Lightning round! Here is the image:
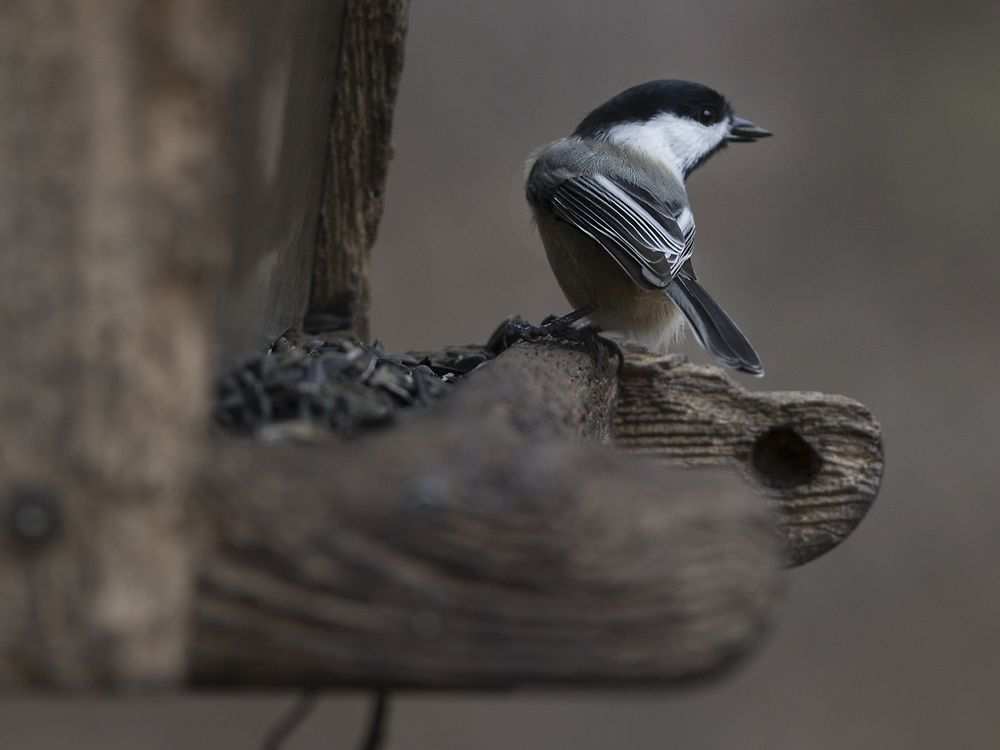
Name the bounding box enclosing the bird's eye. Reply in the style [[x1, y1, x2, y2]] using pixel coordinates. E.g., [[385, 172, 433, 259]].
[[699, 107, 716, 124]]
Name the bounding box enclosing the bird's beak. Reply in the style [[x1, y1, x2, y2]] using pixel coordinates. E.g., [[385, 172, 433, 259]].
[[726, 115, 772, 143]]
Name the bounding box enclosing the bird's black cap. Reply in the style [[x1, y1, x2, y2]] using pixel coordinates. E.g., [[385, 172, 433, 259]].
[[573, 80, 733, 138]]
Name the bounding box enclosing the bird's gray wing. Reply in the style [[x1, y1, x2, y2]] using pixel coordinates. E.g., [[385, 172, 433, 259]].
[[549, 173, 695, 289]]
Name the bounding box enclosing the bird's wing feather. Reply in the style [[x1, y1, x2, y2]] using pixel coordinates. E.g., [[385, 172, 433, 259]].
[[666, 260, 763, 375], [549, 173, 695, 289]]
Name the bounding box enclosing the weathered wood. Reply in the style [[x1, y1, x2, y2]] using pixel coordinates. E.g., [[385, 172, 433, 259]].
[[402, 335, 882, 566], [214, 0, 348, 364], [0, 0, 246, 687], [308, 0, 410, 340], [615, 349, 883, 566], [191, 342, 782, 688]]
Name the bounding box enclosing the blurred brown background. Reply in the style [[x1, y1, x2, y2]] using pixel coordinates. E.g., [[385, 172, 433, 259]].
[[4, 0, 1000, 747]]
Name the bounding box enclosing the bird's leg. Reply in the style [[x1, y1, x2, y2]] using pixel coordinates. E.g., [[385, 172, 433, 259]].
[[539, 305, 595, 330]]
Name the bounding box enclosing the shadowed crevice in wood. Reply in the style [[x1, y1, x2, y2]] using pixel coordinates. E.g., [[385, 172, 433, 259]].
[[751, 426, 823, 489]]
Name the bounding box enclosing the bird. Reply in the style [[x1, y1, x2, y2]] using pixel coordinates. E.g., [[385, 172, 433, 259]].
[[525, 79, 771, 375]]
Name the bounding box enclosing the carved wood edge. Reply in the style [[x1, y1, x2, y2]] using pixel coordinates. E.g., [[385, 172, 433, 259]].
[[400, 335, 883, 566], [614, 349, 883, 566]]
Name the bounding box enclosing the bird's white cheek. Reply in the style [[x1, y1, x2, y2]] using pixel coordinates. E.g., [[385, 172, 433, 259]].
[[605, 120, 685, 181], [605, 114, 728, 178], [661, 117, 728, 170]]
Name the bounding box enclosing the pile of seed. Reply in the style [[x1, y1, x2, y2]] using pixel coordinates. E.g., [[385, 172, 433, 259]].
[[214, 333, 494, 439]]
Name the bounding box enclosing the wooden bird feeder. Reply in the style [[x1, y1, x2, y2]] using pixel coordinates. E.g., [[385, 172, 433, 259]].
[[0, 0, 881, 693]]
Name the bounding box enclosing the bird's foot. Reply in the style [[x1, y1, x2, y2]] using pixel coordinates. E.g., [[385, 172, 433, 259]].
[[485, 307, 622, 370]]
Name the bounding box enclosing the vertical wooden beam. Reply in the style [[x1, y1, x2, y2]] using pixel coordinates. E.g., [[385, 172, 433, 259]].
[[214, 1, 347, 363], [308, 0, 410, 340], [0, 0, 410, 686], [0, 0, 246, 687]]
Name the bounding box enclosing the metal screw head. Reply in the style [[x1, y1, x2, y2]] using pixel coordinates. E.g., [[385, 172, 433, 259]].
[[6, 484, 63, 550], [401, 474, 451, 512]]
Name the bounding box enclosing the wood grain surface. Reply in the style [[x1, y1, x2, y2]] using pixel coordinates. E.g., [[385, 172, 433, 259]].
[[192, 343, 782, 688], [615, 350, 883, 566]]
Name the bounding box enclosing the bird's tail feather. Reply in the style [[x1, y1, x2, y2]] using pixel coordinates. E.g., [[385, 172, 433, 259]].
[[666, 274, 764, 376]]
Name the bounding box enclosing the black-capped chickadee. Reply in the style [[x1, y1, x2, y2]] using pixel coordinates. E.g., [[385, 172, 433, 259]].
[[526, 80, 771, 375]]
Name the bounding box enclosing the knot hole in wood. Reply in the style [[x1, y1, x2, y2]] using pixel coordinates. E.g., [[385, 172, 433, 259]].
[[751, 426, 822, 489]]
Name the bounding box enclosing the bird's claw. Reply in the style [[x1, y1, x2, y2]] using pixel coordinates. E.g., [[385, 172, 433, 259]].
[[485, 309, 622, 372]]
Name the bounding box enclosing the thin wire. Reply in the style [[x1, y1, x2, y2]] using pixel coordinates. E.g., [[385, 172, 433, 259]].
[[260, 690, 318, 750], [359, 690, 392, 750], [258, 688, 391, 750]]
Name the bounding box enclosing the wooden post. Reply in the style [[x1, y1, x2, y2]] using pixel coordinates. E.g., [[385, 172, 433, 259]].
[[307, 0, 410, 340], [213, 0, 348, 362], [213, 0, 409, 357], [0, 0, 416, 690], [0, 0, 247, 687]]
